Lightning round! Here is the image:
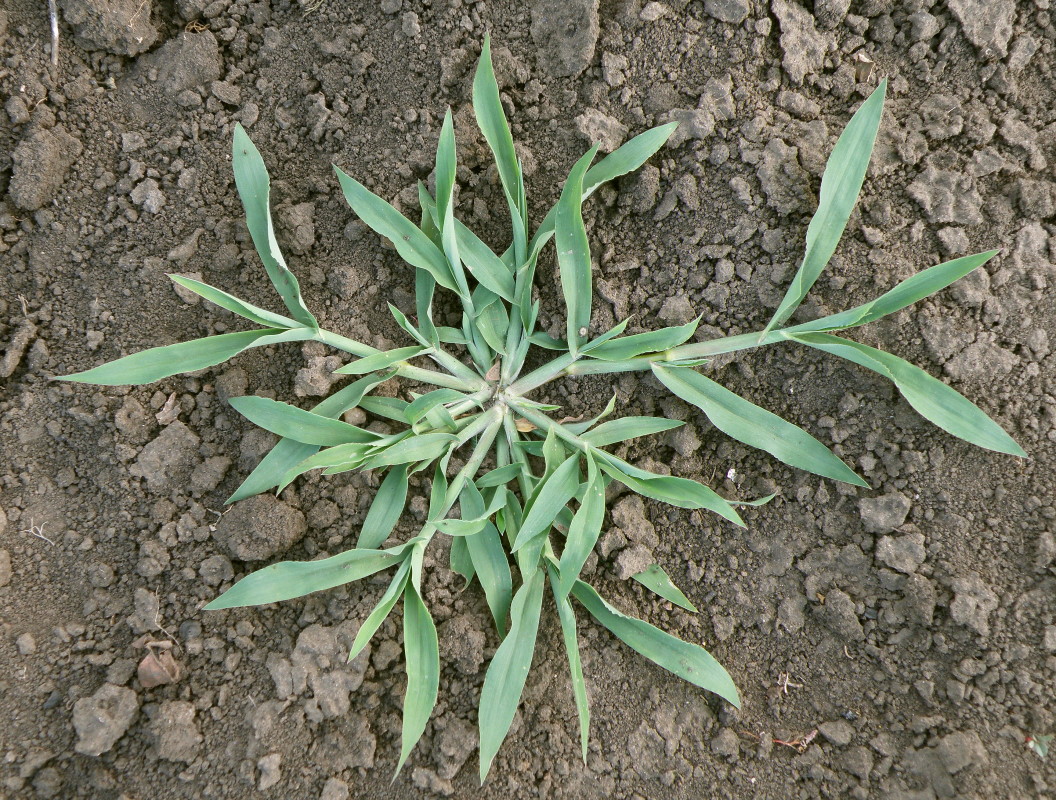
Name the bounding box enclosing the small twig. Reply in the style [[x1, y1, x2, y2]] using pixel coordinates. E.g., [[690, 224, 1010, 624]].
[[152, 592, 184, 652], [47, 0, 59, 69], [777, 671, 803, 696], [19, 519, 54, 545]]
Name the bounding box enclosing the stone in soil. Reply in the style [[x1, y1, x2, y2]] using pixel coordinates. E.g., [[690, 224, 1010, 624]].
[[9, 127, 83, 211], [858, 492, 911, 534], [574, 108, 627, 153], [150, 700, 202, 762], [771, 0, 831, 85], [947, 0, 1015, 57], [72, 684, 140, 756], [876, 531, 927, 574], [212, 494, 307, 562], [129, 421, 200, 494], [529, 0, 599, 78], [144, 31, 222, 95], [59, 0, 158, 56], [948, 574, 998, 636], [704, 0, 750, 24]]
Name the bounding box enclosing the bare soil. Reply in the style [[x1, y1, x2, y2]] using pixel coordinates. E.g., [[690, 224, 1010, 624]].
[[2, 1, 1055, 798]]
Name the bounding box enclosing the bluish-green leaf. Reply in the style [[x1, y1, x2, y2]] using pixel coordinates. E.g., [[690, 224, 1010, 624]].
[[397, 585, 440, 774], [457, 220, 515, 300], [364, 433, 457, 468], [334, 166, 458, 292], [581, 416, 684, 447], [347, 560, 411, 661], [58, 328, 315, 386], [789, 332, 1026, 456], [334, 345, 429, 375], [168, 275, 296, 330], [595, 451, 744, 526], [632, 564, 697, 612], [763, 82, 887, 333], [204, 545, 407, 609], [228, 395, 379, 447], [528, 122, 679, 257], [466, 522, 513, 636], [405, 389, 466, 425], [357, 464, 409, 549], [476, 463, 526, 489], [478, 569, 545, 782], [785, 250, 1000, 334], [556, 145, 599, 353], [586, 318, 699, 361], [232, 124, 318, 329], [228, 371, 394, 502], [547, 565, 590, 762], [557, 459, 606, 599], [473, 36, 526, 263], [512, 454, 582, 551], [358, 395, 410, 421], [653, 364, 867, 486], [571, 580, 739, 707]]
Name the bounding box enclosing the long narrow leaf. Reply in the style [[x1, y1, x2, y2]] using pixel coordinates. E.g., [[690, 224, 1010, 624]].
[[512, 453, 582, 551], [334, 345, 429, 375], [364, 433, 457, 468], [228, 371, 394, 502], [232, 125, 318, 328], [586, 318, 699, 361], [785, 250, 999, 334], [357, 464, 410, 549], [478, 569, 545, 782], [594, 451, 744, 526], [632, 564, 697, 612], [528, 122, 679, 256], [581, 416, 684, 447], [334, 166, 458, 292], [466, 522, 514, 636], [204, 545, 407, 608], [457, 221, 515, 300], [348, 560, 411, 661], [789, 332, 1026, 456], [555, 145, 599, 354], [168, 275, 297, 329], [473, 36, 526, 262], [557, 460, 606, 599], [547, 565, 590, 761], [653, 364, 867, 486], [397, 585, 440, 774], [228, 395, 379, 447], [571, 580, 739, 707], [58, 328, 315, 386], [763, 82, 887, 333]]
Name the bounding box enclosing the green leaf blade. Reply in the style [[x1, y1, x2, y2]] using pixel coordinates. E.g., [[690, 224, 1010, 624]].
[[478, 569, 545, 782], [789, 332, 1026, 457], [632, 564, 697, 612], [764, 82, 887, 333], [204, 547, 406, 609], [581, 416, 684, 447], [334, 166, 458, 292], [357, 465, 410, 549], [397, 585, 440, 774], [58, 328, 314, 386], [571, 580, 739, 707], [586, 318, 699, 361], [547, 566, 590, 762], [228, 395, 378, 447], [555, 145, 599, 353], [653, 364, 867, 487], [168, 275, 296, 329], [512, 453, 582, 551], [786, 250, 1000, 334], [232, 125, 318, 329]]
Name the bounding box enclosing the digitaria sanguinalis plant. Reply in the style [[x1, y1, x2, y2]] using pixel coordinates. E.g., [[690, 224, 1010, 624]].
[[60, 38, 1024, 780]]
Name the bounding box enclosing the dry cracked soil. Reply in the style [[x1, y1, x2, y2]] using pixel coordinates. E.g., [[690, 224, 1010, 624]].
[[2, 0, 1056, 798]]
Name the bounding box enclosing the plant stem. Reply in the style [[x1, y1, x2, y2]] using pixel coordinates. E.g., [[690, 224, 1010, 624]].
[[315, 327, 486, 391]]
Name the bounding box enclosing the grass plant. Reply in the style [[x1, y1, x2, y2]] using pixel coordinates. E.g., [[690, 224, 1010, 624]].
[[60, 37, 1024, 780]]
